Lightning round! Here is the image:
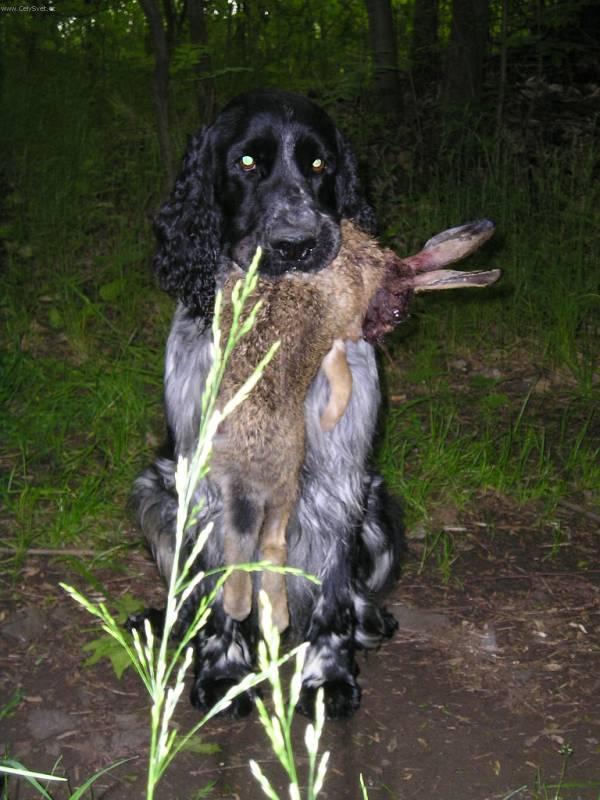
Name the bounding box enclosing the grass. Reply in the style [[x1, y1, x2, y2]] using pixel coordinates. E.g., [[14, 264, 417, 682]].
[[0, 61, 172, 561], [377, 344, 599, 534], [0, 757, 133, 800], [373, 134, 600, 383], [57, 260, 328, 800], [1, 340, 164, 551], [0, 38, 598, 800], [1, 59, 598, 566], [503, 744, 600, 800], [0, 77, 598, 800], [2, 252, 333, 800], [418, 528, 457, 583]]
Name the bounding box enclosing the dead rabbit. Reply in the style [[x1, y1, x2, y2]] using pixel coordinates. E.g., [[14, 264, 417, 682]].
[[212, 219, 500, 632]]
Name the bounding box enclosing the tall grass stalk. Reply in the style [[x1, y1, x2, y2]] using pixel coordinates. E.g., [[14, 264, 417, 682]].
[[359, 773, 370, 799], [60, 251, 311, 800], [249, 594, 329, 800]]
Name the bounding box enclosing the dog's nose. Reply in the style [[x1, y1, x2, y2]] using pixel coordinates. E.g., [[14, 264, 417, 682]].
[[271, 231, 317, 261], [269, 207, 319, 262]]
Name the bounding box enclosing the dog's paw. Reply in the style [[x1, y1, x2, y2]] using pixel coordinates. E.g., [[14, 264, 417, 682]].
[[297, 679, 361, 720], [380, 607, 399, 639], [191, 677, 256, 719], [124, 607, 166, 638]]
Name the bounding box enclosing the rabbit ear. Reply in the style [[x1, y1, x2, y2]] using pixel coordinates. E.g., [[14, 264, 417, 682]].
[[153, 126, 223, 321], [414, 268, 501, 292], [404, 219, 496, 273], [335, 130, 377, 235]]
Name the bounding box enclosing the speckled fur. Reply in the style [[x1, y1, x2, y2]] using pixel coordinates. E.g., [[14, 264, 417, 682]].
[[132, 91, 404, 721]]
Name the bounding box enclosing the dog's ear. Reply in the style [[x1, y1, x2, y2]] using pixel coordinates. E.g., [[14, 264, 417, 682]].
[[335, 131, 377, 236], [153, 127, 222, 321]]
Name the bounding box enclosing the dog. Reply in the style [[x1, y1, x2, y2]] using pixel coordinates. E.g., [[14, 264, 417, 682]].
[[133, 89, 405, 719]]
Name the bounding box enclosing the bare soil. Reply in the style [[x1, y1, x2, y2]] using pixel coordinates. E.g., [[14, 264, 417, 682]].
[[1, 491, 599, 800]]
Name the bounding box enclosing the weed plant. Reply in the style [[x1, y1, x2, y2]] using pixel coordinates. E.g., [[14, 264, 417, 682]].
[[502, 742, 600, 800], [1, 260, 331, 799], [0, 757, 131, 800]]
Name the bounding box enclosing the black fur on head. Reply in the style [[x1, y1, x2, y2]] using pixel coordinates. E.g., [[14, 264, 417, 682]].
[[152, 89, 376, 322], [153, 127, 222, 322]]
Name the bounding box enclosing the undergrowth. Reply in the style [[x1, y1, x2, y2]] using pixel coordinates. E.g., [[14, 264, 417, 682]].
[[378, 367, 599, 530], [1, 63, 598, 561]]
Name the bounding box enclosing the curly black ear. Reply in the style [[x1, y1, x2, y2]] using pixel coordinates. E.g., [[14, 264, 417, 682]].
[[335, 131, 377, 235], [153, 127, 222, 321]]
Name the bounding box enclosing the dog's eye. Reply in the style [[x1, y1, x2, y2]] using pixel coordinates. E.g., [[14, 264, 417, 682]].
[[240, 155, 256, 172], [311, 158, 326, 174]]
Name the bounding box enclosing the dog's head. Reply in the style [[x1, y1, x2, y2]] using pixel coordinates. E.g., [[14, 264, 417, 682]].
[[153, 89, 376, 320]]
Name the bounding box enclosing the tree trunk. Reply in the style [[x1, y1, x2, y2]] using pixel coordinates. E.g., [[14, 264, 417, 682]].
[[411, 0, 439, 92], [188, 0, 215, 123], [365, 0, 402, 113], [139, 0, 174, 187], [162, 0, 176, 54], [495, 0, 508, 134], [443, 0, 490, 112]]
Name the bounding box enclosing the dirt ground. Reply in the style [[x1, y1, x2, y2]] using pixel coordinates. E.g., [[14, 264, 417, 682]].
[[1, 493, 599, 800]]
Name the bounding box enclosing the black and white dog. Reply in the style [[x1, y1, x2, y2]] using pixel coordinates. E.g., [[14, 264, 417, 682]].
[[133, 89, 403, 719]]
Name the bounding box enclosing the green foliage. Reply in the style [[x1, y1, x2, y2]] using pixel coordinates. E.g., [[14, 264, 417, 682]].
[[1, 342, 164, 551], [0, 691, 23, 721], [59, 263, 329, 799], [503, 743, 600, 800], [80, 592, 144, 678], [370, 134, 600, 376], [178, 737, 220, 756], [82, 632, 136, 679], [419, 529, 457, 584], [0, 757, 132, 800], [360, 773, 370, 799], [1, 0, 597, 559], [378, 359, 599, 530], [0, 759, 66, 800], [249, 599, 329, 800]]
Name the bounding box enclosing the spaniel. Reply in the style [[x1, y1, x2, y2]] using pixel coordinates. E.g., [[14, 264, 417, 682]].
[[133, 89, 403, 719]]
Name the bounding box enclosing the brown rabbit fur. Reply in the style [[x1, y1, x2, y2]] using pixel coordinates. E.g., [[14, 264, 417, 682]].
[[213, 216, 500, 632], [211, 220, 413, 633]]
